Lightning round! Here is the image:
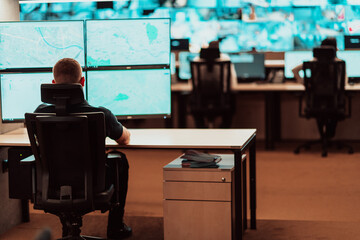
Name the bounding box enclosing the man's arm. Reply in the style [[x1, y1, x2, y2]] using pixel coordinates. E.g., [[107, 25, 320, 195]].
[[292, 63, 303, 84], [116, 126, 131, 145]]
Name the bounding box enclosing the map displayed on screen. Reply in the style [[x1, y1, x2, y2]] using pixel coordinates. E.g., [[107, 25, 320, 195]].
[[86, 19, 170, 67], [1, 72, 53, 121], [1, 72, 87, 121], [0, 21, 85, 69], [87, 69, 171, 117]]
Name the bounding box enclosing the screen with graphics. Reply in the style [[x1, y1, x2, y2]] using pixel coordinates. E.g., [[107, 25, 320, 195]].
[[87, 69, 171, 118], [0, 21, 85, 70], [86, 19, 170, 67], [284, 51, 313, 79], [0, 72, 87, 122]]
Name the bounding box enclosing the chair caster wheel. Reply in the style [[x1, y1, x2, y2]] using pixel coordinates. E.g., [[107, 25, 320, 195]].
[[321, 152, 327, 157], [349, 149, 354, 154], [294, 149, 300, 154]]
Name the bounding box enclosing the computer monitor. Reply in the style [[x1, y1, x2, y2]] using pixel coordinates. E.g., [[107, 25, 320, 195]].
[[344, 35, 360, 49], [337, 50, 360, 79], [86, 69, 171, 119], [230, 53, 266, 82], [86, 18, 170, 68], [0, 20, 85, 71], [284, 51, 313, 79], [178, 52, 199, 80], [171, 38, 189, 51], [1, 72, 88, 122]]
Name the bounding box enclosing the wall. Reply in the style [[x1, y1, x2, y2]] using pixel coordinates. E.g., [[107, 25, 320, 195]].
[[0, 0, 23, 236]]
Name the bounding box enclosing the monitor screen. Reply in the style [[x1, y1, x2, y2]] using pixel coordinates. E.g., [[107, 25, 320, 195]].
[[0, 21, 85, 70], [344, 35, 360, 49], [86, 69, 171, 119], [230, 53, 265, 81], [284, 51, 312, 79], [178, 52, 199, 80], [338, 50, 360, 78], [86, 19, 171, 68], [0, 72, 88, 122]]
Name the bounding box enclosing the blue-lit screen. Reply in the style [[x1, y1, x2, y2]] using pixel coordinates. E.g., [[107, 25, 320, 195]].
[[87, 69, 171, 118], [0, 21, 85, 70], [178, 52, 199, 80], [0, 72, 87, 122], [284, 51, 313, 78], [337, 50, 360, 78], [284, 50, 360, 79], [86, 19, 170, 67]]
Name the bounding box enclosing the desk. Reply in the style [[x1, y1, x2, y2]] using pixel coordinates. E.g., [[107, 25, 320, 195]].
[[1, 128, 256, 240], [171, 81, 360, 149]]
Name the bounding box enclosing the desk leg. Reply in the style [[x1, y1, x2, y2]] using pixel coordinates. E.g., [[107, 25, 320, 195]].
[[265, 92, 281, 150], [21, 199, 30, 222], [249, 138, 257, 229], [234, 150, 243, 240], [243, 155, 247, 230]]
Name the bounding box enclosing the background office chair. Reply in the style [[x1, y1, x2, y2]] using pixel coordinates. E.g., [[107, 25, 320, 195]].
[[25, 84, 115, 239], [294, 46, 353, 157], [189, 59, 234, 128]]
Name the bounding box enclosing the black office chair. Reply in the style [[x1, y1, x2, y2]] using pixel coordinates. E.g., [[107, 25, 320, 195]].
[[25, 84, 115, 239], [294, 46, 353, 157], [189, 59, 234, 128]]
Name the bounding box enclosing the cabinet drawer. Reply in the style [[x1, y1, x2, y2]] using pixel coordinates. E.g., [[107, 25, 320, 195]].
[[164, 200, 232, 240], [164, 170, 232, 182], [164, 181, 231, 201]]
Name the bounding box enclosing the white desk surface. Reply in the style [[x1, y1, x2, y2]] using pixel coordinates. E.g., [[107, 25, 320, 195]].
[[171, 81, 360, 92], [0, 128, 256, 150]]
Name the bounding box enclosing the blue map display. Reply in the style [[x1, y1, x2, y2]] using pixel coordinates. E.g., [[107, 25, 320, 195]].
[[1, 72, 53, 121], [0, 21, 85, 69], [0, 72, 87, 121], [86, 69, 171, 117], [86, 19, 170, 67]]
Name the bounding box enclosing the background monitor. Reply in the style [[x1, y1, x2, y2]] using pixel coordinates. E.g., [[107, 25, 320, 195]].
[[86, 19, 170, 68], [344, 35, 360, 49], [171, 38, 189, 51], [230, 53, 266, 82], [284, 51, 313, 79], [0, 21, 85, 70], [337, 50, 360, 79], [86, 69, 171, 119], [178, 52, 199, 80]]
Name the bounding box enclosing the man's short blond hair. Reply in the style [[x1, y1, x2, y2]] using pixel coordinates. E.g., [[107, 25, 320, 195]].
[[53, 58, 82, 84]]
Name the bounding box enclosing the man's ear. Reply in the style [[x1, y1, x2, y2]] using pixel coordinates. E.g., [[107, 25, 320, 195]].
[[52, 79, 55, 84], [80, 76, 85, 87]]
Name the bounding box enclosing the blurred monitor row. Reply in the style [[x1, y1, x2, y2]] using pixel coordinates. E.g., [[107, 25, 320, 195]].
[[20, 3, 360, 51]]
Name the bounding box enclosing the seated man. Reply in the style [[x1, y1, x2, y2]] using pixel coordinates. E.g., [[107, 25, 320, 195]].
[[35, 58, 132, 239]]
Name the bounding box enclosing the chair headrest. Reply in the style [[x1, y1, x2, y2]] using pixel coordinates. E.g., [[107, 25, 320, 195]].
[[313, 46, 336, 61], [200, 48, 220, 60], [41, 83, 85, 105]]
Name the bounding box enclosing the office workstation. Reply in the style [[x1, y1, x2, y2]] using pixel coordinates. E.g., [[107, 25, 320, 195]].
[[1, 1, 360, 240]]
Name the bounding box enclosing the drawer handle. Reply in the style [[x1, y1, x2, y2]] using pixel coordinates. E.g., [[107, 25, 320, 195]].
[[221, 177, 226, 182]]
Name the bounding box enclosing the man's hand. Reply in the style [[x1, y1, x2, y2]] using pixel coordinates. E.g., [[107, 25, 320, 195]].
[[116, 126, 131, 145]]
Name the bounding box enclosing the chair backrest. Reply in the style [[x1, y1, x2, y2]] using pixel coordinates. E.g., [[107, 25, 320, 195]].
[[190, 59, 232, 108], [303, 51, 346, 116], [25, 84, 106, 213]]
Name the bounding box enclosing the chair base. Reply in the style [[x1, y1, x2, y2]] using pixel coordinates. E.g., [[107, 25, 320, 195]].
[[294, 139, 354, 157]]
